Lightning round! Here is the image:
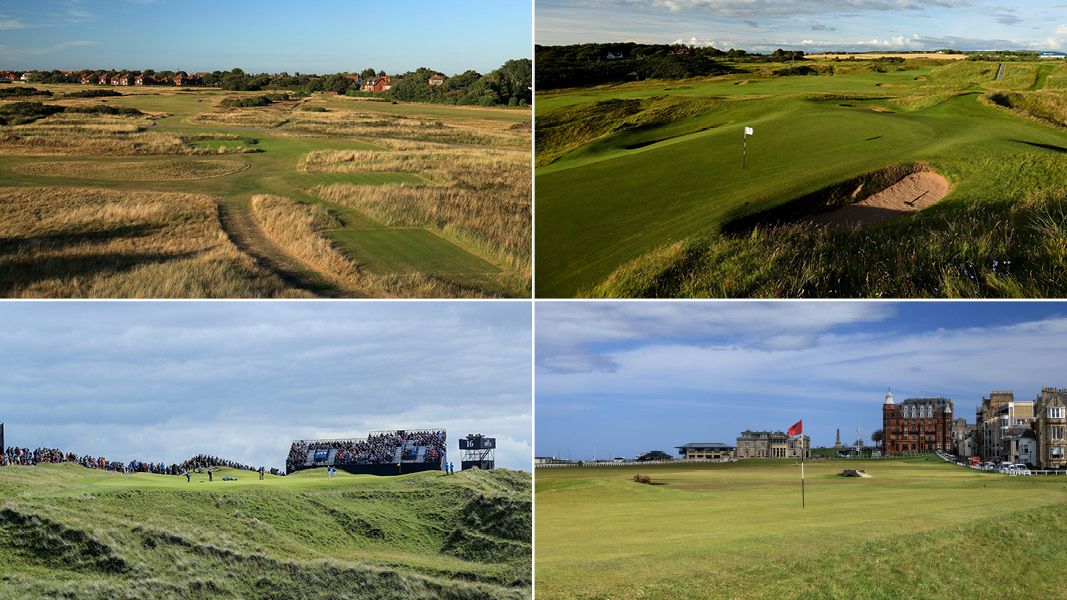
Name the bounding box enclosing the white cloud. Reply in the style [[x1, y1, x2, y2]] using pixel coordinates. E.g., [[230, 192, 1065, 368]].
[[0, 17, 26, 30], [0, 303, 532, 471]]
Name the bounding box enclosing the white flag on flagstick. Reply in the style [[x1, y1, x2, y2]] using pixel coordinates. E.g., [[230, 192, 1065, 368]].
[[744, 126, 754, 136]]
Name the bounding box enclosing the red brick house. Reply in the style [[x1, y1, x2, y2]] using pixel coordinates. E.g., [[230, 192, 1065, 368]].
[[79, 72, 94, 85], [134, 74, 153, 86], [362, 75, 391, 93], [98, 73, 110, 85], [428, 74, 445, 86]]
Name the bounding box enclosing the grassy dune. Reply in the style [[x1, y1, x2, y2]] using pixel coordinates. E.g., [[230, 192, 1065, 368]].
[[0, 187, 298, 298], [535, 59, 1067, 297], [0, 463, 531, 599], [0, 85, 531, 297], [535, 458, 1067, 599]]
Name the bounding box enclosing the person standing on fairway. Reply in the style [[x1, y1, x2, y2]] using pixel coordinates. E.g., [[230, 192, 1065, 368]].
[[185, 470, 190, 483], [208, 468, 213, 482]]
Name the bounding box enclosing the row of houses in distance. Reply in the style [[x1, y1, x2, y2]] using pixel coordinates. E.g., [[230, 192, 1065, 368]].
[[76, 71, 209, 86]]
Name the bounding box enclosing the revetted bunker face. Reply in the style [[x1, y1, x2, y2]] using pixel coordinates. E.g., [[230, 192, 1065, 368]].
[[721, 163, 950, 234]]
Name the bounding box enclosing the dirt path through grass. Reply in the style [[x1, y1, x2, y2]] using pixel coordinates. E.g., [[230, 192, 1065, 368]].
[[216, 197, 358, 297]]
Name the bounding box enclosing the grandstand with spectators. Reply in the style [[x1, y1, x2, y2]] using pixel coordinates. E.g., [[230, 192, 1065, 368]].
[[286, 428, 446, 475]]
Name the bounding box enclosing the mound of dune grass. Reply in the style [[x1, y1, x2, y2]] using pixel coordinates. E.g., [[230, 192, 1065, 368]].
[[588, 186, 1067, 298], [0, 463, 530, 599], [536, 95, 723, 166]]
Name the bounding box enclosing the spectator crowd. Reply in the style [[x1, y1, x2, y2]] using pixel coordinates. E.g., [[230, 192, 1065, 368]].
[[286, 429, 446, 472], [2, 446, 263, 476]]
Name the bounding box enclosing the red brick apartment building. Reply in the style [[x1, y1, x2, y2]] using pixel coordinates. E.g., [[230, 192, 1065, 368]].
[[882, 390, 954, 454]]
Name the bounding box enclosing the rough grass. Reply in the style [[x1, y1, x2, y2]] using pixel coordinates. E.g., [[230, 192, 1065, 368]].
[[305, 148, 531, 273], [536, 458, 1067, 599], [589, 185, 1067, 298], [250, 194, 511, 298], [985, 89, 1067, 128], [287, 109, 527, 149], [0, 187, 300, 298], [536, 95, 723, 166], [0, 464, 531, 599], [13, 158, 250, 180], [0, 112, 258, 156], [249, 193, 369, 293]]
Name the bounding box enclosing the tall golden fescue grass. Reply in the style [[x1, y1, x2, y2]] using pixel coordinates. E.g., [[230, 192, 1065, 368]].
[[13, 158, 249, 180], [305, 148, 531, 273], [249, 194, 497, 298], [0, 113, 257, 156], [286, 109, 528, 148], [0, 187, 303, 298], [191, 108, 289, 128], [249, 194, 367, 293]]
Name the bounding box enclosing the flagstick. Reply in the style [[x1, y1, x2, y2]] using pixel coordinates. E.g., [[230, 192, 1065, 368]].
[[742, 134, 747, 169], [801, 437, 806, 509]]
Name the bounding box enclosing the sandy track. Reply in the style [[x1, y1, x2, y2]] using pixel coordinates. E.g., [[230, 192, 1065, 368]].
[[812, 171, 950, 227]]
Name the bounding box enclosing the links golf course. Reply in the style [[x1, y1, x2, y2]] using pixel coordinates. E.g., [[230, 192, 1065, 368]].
[[535, 457, 1067, 599], [535, 59, 1067, 298]]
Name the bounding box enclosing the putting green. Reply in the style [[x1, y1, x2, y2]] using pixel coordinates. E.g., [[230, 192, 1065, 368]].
[[534, 61, 1067, 297]]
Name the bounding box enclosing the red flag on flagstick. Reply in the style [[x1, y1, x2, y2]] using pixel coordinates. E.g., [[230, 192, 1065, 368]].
[[787, 420, 803, 437]]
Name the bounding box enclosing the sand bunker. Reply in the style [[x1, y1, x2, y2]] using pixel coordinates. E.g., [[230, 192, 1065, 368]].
[[840, 469, 872, 478], [811, 171, 950, 227], [14, 158, 250, 181]]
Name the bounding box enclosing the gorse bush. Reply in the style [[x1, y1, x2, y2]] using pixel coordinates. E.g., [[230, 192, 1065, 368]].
[[64, 89, 122, 98], [0, 86, 52, 98]]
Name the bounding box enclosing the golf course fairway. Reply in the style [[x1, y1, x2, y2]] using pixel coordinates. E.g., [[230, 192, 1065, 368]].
[[535, 457, 1067, 599]]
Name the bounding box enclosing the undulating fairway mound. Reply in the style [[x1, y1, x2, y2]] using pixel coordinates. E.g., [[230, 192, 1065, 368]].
[[0, 463, 531, 600], [536, 59, 1067, 297], [12, 157, 250, 180], [0, 187, 300, 298], [536, 458, 1067, 599]]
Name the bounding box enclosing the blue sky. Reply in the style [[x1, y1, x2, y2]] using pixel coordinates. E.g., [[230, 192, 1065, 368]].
[[537, 0, 1067, 53], [0, 302, 532, 471], [0, 0, 531, 73], [536, 301, 1067, 460]]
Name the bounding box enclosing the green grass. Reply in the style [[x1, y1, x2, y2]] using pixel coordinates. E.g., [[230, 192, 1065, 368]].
[[329, 228, 500, 274], [0, 463, 531, 599], [534, 60, 1067, 297], [535, 458, 1067, 599], [0, 86, 528, 297]]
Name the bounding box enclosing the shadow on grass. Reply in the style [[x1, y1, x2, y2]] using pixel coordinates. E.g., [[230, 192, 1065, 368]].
[[0, 223, 163, 253], [1012, 139, 1067, 153]]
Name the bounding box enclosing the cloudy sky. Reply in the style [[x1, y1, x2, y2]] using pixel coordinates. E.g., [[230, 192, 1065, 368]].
[[536, 301, 1067, 460], [0, 302, 532, 471], [0, 0, 531, 73], [537, 0, 1067, 53]]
